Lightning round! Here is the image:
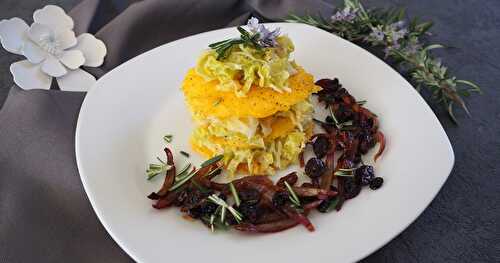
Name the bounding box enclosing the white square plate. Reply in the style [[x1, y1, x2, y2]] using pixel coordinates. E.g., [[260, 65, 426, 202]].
[[76, 23, 454, 263]]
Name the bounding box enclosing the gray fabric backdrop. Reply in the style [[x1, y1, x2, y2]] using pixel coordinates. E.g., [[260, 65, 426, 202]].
[[0, 0, 499, 262]]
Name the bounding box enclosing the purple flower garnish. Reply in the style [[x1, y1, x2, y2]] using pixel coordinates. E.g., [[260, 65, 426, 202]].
[[368, 27, 385, 41], [331, 7, 357, 22], [246, 17, 281, 47]]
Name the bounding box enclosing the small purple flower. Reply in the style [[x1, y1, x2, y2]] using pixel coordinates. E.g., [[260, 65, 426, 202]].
[[392, 29, 408, 43], [247, 17, 260, 33], [246, 17, 281, 47], [403, 42, 422, 55], [331, 7, 357, 22], [368, 27, 385, 41], [390, 21, 406, 30]]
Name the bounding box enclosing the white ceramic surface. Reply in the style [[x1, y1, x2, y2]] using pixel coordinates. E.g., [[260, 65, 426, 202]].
[[76, 23, 454, 263]]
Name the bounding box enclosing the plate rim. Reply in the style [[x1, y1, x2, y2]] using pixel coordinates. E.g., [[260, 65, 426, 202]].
[[75, 22, 455, 262]]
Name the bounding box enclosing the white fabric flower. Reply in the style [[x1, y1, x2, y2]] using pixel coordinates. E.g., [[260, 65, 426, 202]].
[[0, 5, 106, 91]]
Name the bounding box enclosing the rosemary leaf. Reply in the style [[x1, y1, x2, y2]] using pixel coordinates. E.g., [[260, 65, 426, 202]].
[[229, 182, 241, 207], [163, 134, 173, 143], [200, 154, 224, 168]]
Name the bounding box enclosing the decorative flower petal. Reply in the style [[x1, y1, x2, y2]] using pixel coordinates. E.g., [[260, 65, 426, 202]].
[[27, 23, 53, 44], [59, 50, 85, 69], [0, 17, 29, 55], [56, 29, 77, 50], [56, 68, 96, 92], [41, 55, 67, 77], [10, 60, 52, 90], [22, 40, 47, 64], [33, 5, 73, 33], [72, 33, 107, 67]]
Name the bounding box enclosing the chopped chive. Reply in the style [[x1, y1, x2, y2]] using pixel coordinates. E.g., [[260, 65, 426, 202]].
[[284, 181, 301, 207], [169, 169, 197, 191], [357, 100, 367, 105], [180, 151, 190, 158], [229, 182, 241, 207], [163, 134, 173, 143], [200, 154, 224, 168]]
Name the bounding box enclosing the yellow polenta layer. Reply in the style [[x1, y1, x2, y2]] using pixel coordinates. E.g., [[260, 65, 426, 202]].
[[189, 123, 314, 175], [182, 67, 321, 120]]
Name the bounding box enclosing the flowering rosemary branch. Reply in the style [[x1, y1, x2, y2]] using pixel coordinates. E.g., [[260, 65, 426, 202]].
[[209, 17, 281, 60], [286, 0, 481, 123]]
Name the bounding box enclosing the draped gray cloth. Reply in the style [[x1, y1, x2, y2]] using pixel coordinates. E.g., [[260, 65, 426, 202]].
[[1, 0, 499, 262]]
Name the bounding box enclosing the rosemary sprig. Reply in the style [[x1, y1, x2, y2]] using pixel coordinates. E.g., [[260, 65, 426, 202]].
[[163, 134, 173, 143], [200, 154, 224, 168], [209, 18, 281, 60], [169, 168, 197, 191], [329, 106, 355, 130], [174, 163, 192, 182], [284, 181, 301, 207], [286, 0, 481, 123], [146, 157, 172, 180], [208, 26, 262, 60], [208, 194, 243, 223]]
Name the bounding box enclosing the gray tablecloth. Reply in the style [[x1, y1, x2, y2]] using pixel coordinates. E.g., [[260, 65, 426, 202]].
[[0, 0, 498, 262]]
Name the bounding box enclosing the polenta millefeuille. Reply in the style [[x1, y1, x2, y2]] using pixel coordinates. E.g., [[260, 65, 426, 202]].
[[181, 21, 320, 175]]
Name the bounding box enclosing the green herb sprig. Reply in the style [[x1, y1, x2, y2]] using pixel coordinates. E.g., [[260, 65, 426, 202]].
[[286, 0, 481, 123], [329, 106, 354, 131], [207, 194, 243, 224], [163, 134, 173, 143], [209, 26, 262, 60], [146, 157, 172, 180]]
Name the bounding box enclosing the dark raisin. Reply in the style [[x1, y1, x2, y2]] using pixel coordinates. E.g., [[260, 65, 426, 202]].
[[353, 153, 362, 165], [199, 201, 218, 215], [356, 165, 375, 186], [313, 135, 331, 158], [335, 104, 354, 123], [369, 177, 384, 190], [358, 132, 376, 154], [239, 202, 258, 223], [183, 187, 204, 208], [218, 193, 227, 201], [317, 197, 338, 213], [226, 213, 238, 225], [317, 186, 340, 213], [238, 189, 260, 205], [325, 115, 335, 123], [272, 191, 289, 208], [305, 157, 327, 178], [343, 175, 361, 200], [188, 206, 202, 218]]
